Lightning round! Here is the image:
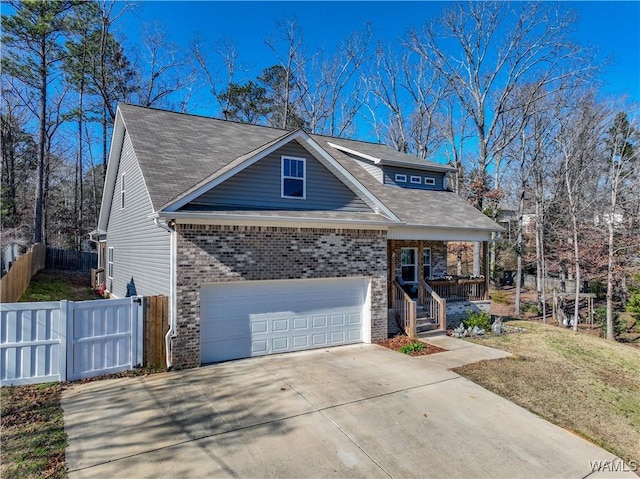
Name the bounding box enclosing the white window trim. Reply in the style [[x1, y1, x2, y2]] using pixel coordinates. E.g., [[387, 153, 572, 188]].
[[401, 247, 418, 284], [395, 174, 407, 183], [107, 247, 114, 291], [424, 176, 436, 186], [410, 175, 422, 184], [423, 247, 432, 280], [281, 156, 306, 199], [120, 173, 126, 209]]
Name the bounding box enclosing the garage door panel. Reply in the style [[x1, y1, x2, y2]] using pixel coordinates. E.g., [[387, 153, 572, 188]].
[[252, 340, 268, 355], [312, 316, 328, 328], [293, 317, 309, 330], [312, 333, 327, 346], [201, 278, 368, 364], [272, 319, 289, 332], [251, 321, 268, 334]]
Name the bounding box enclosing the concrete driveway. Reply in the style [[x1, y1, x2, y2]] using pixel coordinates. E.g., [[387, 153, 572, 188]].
[[63, 337, 635, 478]]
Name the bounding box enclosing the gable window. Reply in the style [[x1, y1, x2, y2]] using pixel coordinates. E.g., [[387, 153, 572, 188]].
[[282, 156, 306, 199], [107, 247, 114, 292], [395, 174, 407, 183], [120, 173, 126, 209], [423, 248, 432, 280], [401, 248, 417, 283], [424, 177, 436, 186], [410, 175, 422, 184]]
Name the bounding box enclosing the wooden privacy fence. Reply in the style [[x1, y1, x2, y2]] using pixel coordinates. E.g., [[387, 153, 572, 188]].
[[0, 243, 45, 303], [45, 246, 97, 272], [144, 295, 169, 368]]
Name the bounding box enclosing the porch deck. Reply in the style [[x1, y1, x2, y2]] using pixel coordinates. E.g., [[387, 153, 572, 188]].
[[390, 277, 488, 338]]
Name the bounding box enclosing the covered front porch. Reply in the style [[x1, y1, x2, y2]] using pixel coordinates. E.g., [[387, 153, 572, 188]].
[[387, 238, 490, 338]]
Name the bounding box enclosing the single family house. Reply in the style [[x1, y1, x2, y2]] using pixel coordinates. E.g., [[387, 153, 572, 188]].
[[94, 104, 502, 369]]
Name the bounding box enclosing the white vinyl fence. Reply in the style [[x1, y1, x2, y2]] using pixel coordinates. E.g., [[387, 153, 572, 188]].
[[1, 297, 143, 386]]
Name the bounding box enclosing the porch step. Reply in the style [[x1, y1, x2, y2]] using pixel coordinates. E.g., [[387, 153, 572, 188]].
[[416, 318, 439, 333], [417, 310, 432, 319]]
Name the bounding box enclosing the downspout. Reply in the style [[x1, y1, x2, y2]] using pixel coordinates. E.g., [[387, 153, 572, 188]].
[[154, 217, 176, 370]]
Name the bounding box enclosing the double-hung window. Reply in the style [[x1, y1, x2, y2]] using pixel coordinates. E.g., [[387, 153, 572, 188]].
[[423, 248, 432, 280], [401, 248, 417, 283], [282, 156, 306, 199]]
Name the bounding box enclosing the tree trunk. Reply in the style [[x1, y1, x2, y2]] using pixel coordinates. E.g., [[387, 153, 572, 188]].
[[76, 84, 84, 250], [102, 106, 108, 173], [606, 216, 615, 340], [515, 184, 526, 317], [572, 215, 580, 331], [34, 38, 47, 244]]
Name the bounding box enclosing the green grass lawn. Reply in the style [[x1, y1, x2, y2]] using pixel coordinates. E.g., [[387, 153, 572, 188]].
[[455, 320, 640, 466], [20, 271, 101, 302]]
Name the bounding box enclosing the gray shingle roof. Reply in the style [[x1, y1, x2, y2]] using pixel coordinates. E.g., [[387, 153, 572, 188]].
[[318, 135, 456, 172], [117, 104, 500, 232]]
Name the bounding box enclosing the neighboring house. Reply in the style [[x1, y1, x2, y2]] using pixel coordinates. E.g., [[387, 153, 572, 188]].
[[95, 104, 502, 369]]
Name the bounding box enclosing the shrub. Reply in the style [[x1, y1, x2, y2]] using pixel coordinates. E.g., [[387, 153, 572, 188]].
[[463, 310, 491, 331], [626, 291, 640, 321], [522, 302, 541, 315], [399, 342, 426, 354], [594, 306, 623, 337]]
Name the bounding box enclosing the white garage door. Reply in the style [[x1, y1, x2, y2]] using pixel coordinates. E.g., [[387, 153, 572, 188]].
[[200, 277, 370, 363]]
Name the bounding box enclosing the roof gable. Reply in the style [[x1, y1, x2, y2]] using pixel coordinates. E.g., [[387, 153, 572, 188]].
[[180, 138, 372, 213], [162, 128, 399, 221]]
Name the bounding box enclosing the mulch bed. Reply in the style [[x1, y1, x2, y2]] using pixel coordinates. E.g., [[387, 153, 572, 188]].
[[376, 335, 447, 356]]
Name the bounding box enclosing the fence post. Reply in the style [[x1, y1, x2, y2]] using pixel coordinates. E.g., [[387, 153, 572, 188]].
[[133, 297, 144, 367], [60, 300, 69, 382], [143, 296, 168, 369]]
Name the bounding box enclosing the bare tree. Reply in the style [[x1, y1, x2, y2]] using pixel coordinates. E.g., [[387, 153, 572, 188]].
[[408, 1, 594, 210], [366, 44, 447, 157], [603, 110, 639, 339], [135, 23, 196, 109], [556, 92, 603, 330], [265, 18, 313, 130], [191, 37, 243, 118], [296, 26, 370, 137]]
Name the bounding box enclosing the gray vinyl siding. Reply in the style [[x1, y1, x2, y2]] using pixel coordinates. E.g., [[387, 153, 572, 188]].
[[383, 166, 446, 191], [106, 131, 171, 298], [342, 152, 384, 183], [182, 141, 371, 212], [358, 161, 383, 183]]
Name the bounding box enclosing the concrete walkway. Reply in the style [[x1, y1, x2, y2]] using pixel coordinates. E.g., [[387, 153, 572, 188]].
[[63, 339, 637, 478]]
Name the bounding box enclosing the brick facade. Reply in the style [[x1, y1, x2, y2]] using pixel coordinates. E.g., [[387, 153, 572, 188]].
[[389, 240, 447, 281], [173, 224, 388, 369]]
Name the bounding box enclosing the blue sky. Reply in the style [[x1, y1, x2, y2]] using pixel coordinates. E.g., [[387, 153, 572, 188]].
[[119, 1, 640, 106]]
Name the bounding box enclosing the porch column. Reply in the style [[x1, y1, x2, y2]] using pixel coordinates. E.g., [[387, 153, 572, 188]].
[[417, 241, 424, 306], [482, 241, 490, 300]]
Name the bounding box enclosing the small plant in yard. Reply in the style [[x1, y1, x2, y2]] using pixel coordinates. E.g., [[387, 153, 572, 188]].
[[399, 341, 426, 355], [463, 310, 492, 331]]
